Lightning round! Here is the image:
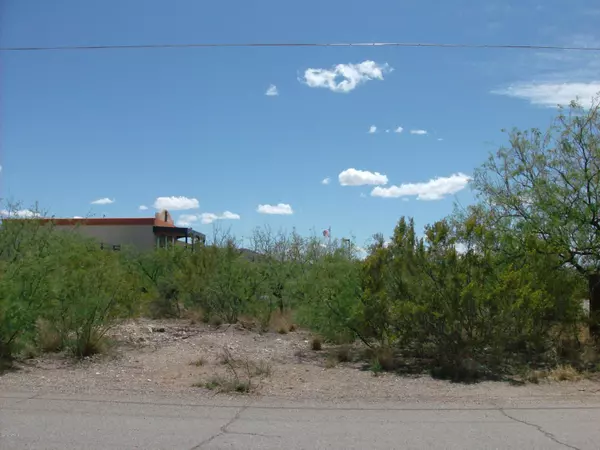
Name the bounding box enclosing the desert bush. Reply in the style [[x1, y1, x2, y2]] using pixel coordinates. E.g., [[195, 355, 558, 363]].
[[203, 244, 256, 323], [290, 249, 363, 343], [132, 247, 184, 318], [352, 212, 587, 380], [44, 232, 140, 357], [0, 209, 143, 360], [0, 212, 57, 359], [176, 242, 258, 324], [199, 347, 271, 393]]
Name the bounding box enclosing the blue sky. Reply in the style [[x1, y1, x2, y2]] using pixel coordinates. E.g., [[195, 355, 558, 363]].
[[2, 0, 600, 248]]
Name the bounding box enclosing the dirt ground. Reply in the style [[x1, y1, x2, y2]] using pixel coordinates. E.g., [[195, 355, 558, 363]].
[[2, 319, 600, 403]]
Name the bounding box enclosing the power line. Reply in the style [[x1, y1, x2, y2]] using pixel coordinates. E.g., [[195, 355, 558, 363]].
[[2, 41, 600, 52]]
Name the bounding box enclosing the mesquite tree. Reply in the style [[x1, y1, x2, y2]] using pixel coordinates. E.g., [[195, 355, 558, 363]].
[[473, 97, 600, 338]]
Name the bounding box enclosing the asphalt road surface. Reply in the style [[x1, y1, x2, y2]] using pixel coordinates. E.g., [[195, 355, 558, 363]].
[[2, 391, 600, 449]]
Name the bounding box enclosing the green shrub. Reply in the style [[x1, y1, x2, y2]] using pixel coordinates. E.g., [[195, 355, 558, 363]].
[[44, 233, 139, 358], [0, 215, 57, 359]]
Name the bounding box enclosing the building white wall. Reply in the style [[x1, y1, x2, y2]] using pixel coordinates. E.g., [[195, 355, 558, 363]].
[[56, 224, 156, 252]]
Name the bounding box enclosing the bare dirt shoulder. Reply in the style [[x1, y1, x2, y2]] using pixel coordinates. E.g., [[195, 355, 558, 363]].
[[2, 319, 599, 404]]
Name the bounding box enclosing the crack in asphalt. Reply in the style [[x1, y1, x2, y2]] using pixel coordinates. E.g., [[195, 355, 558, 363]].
[[499, 409, 580, 450], [14, 393, 40, 404], [189, 403, 280, 449]]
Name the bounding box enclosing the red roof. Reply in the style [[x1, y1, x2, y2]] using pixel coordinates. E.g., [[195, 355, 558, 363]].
[[12, 217, 175, 227]]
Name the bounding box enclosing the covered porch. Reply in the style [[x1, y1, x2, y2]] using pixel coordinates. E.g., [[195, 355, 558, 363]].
[[153, 226, 206, 250]]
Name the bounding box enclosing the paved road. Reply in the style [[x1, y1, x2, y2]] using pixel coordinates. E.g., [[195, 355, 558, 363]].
[[2, 391, 600, 449]]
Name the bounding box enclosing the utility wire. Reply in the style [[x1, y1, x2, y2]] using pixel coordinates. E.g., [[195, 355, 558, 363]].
[[2, 41, 600, 52]]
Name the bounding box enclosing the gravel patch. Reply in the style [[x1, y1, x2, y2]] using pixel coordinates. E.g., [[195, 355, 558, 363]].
[[2, 319, 599, 404]]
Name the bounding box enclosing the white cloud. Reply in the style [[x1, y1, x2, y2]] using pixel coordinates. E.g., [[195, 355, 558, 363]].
[[73, 216, 84, 219], [491, 35, 600, 108], [0, 165, 2, 173], [394, 127, 403, 133], [177, 211, 241, 226], [153, 196, 199, 211], [199, 213, 218, 225], [437, 138, 444, 141], [368, 125, 377, 134], [410, 129, 427, 135], [301, 60, 390, 93], [492, 82, 600, 108], [0, 209, 41, 218], [256, 203, 294, 215], [91, 197, 115, 205], [220, 211, 240, 220], [371, 172, 471, 200], [265, 84, 279, 96], [200, 211, 241, 224], [176, 214, 199, 227], [385, 129, 390, 133], [322, 177, 331, 185], [339, 168, 388, 186], [139, 205, 148, 211]]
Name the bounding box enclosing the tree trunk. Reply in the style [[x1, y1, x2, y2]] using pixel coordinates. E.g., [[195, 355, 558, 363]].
[[587, 273, 600, 340]]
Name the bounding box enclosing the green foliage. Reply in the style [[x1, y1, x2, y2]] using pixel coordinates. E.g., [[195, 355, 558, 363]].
[[133, 247, 184, 318], [0, 207, 141, 360], [473, 97, 600, 336], [0, 216, 56, 359], [352, 212, 587, 379], [290, 248, 362, 343], [45, 234, 140, 357]]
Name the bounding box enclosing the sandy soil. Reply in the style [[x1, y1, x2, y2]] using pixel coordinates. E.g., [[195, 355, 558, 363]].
[[2, 319, 600, 403]]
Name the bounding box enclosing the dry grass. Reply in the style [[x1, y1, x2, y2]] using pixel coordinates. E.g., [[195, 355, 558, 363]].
[[549, 365, 582, 382], [182, 307, 205, 325], [334, 345, 352, 363], [237, 316, 258, 331], [196, 346, 272, 394], [311, 337, 323, 351], [208, 315, 224, 327], [36, 319, 62, 353], [523, 369, 547, 384], [322, 345, 354, 369], [190, 357, 206, 367], [70, 331, 111, 358], [375, 347, 396, 371], [198, 375, 251, 393], [325, 355, 338, 369], [252, 360, 273, 377], [269, 310, 295, 334], [524, 365, 583, 383]]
